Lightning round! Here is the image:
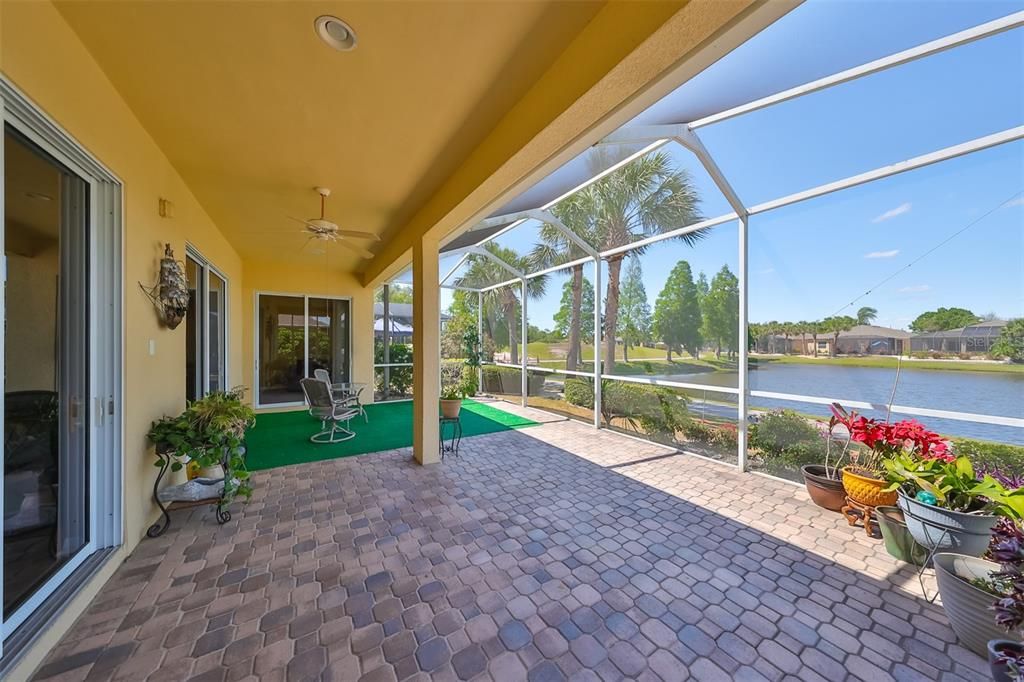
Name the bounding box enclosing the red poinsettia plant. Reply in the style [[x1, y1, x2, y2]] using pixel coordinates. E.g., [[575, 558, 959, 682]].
[[828, 403, 953, 473]]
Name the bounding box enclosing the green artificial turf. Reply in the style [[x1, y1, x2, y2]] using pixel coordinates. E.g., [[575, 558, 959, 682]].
[[244, 399, 537, 471]]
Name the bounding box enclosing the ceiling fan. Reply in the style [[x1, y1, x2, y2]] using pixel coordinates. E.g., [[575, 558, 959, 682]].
[[288, 186, 379, 259]]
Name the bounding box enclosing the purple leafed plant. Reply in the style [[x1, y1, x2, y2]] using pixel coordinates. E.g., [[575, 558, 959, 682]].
[[990, 518, 1024, 680], [979, 465, 1024, 491]]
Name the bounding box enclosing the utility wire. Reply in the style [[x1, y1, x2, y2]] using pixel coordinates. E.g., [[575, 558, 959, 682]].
[[827, 189, 1024, 319]]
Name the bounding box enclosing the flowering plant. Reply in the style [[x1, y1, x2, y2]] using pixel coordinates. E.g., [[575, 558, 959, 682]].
[[827, 403, 953, 474]]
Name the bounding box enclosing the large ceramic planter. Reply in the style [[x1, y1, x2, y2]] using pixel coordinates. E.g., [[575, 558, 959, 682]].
[[875, 506, 929, 566], [440, 399, 462, 419], [934, 553, 1005, 656], [989, 640, 1024, 682], [801, 465, 845, 511], [842, 466, 897, 507], [898, 490, 998, 556]]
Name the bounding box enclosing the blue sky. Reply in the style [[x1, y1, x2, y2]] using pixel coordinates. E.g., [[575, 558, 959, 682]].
[[441, 1, 1024, 332]]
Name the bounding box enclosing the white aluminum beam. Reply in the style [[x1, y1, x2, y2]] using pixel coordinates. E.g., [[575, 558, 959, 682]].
[[675, 127, 748, 218], [439, 252, 469, 286], [441, 284, 482, 293], [691, 12, 1024, 129], [479, 276, 521, 293], [521, 278, 528, 407], [736, 217, 749, 471], [477, 291, 483, 393], [600, 213, 738, 259], [469, 246, 525, 279], [593, 257, 602, 429], [749, 126, 1024, 215], [526, 255, 593, 281]]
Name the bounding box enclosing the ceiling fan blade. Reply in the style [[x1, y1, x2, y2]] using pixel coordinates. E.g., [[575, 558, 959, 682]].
[[335, 229, 381, 241], [335, 240, 375, 260], [287, 215, 319, 228]]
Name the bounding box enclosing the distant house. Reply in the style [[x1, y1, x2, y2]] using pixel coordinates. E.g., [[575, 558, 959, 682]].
[[785, 325, 910, 356], [374, 302, 449, 345], [910, 319, 1007, 355]]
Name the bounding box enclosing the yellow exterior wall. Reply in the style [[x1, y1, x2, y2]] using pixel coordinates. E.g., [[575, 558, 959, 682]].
[[1, 1, 245, 676], [241, 259, 375, 409]]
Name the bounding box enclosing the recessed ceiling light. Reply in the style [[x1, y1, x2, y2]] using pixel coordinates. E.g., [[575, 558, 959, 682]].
[[25, 191, 53, 202], [315, 16, 357, 52]]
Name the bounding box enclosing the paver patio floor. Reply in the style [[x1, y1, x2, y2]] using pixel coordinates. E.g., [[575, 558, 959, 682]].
[[33, 402, 988, 681]]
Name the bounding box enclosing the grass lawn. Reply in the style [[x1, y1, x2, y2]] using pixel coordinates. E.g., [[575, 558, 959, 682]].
[[752, 354, 1024, 374]]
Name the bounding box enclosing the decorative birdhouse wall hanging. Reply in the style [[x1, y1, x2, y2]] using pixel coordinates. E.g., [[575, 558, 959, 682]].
[[140, 243, 190, 329]]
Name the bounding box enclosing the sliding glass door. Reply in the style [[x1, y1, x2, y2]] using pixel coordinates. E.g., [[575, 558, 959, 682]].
[[3, 128, 89, 617], [256, 294, 350, 406], [185, 249, 228, 401]]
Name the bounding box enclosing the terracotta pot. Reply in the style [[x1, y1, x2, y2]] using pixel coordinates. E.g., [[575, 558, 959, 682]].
[[801, 465, 845, 511], [934, 553, 1005, 656], [842, 466, 896, 507], [988, 639, 1024, 682], [440, 399, 462, 419]]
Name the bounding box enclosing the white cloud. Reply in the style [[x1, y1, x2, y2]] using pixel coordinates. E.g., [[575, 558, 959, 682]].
[[864, 249, 900, 259], [1003, 197, 1024, 208], [872, 202, 912, 223], [758, 267, 775, 275], [899, 284, 930, 293]]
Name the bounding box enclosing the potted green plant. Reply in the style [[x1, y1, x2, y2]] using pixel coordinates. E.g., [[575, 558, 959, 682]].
[[440, 385, 462, 419], [147, 388, 255, 507], [883, 450, 1022, 556]]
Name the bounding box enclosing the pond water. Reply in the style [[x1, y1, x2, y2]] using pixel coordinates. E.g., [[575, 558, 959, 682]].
[[646, 362, 1024, 445]]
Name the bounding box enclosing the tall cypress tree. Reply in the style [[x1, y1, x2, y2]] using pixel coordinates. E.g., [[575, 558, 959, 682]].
[[653, 261, 703, 360]]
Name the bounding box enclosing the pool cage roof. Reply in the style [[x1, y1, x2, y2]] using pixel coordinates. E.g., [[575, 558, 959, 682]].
[[418, 8, 1023, 294]]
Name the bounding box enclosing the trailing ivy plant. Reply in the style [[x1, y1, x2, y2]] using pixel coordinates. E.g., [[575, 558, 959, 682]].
[[147, 387, 256, 506]]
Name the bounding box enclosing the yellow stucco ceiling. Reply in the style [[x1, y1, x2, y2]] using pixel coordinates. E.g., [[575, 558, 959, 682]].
[[54, 0, 606, 272]]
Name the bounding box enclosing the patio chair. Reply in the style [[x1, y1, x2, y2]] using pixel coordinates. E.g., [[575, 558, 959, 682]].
[[300, 378, 359, 444], [313, 368, 368, 422]]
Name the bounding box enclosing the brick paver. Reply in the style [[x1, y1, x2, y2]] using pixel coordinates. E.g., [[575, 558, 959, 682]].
[[33, 401, 987, 681]]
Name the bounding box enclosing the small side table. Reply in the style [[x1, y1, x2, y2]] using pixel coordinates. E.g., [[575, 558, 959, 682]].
[[439, 417, 462, 459]]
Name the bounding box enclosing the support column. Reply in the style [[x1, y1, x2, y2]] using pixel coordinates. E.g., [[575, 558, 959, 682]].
[[593, 257, 602, 428], [413, 235, 441, 464], [737, 217, 749, 471], [477, 291, 483, 393], [382, 284, 390, 399], [521, 279, 528, 407]]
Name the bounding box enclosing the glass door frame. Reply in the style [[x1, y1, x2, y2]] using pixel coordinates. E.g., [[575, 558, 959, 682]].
[[185, 245, 229, 399], [1, 78, 124, 647], [253, 291, 352, 409]]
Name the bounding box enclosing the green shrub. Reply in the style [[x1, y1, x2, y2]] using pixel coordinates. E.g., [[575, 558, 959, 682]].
[[952, 438, 1024, 479], [749, 409, 827, 470], [563, 378, 593, 408], [374, 342, 413, 395], [480, 366, 544, 395]]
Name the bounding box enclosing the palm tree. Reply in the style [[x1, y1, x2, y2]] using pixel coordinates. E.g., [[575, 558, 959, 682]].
[[857, 306, 878, 325], [531, 189, 598, 372], [456, 244, 547, 365], [822, 315, 857, 357], [583, 150, 703, 370], [796, 321, 810, 356], [809, 320, 822, 357]]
